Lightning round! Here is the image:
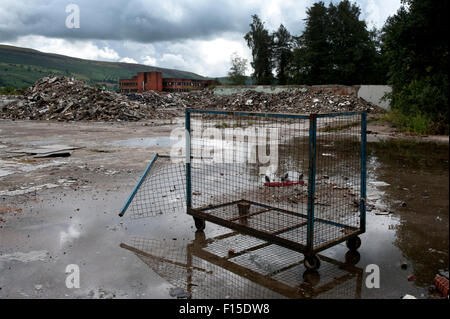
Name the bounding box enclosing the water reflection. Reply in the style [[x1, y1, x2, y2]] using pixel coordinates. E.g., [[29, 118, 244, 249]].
[[368, 140, 449, 287], [121, 231, 363, 299]]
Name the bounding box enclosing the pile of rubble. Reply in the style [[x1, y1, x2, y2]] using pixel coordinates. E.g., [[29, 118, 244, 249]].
[[1, 76, 383, 122], [126, 91, 188, 109], [0, 76, 173, 121], [183, 89, 382, 113], [127, 89, 382, 114]]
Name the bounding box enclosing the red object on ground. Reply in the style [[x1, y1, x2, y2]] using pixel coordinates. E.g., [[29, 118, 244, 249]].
[[434, 276, 449, 297], [264, 181, 305, 187], [407, 275, 415, 281]]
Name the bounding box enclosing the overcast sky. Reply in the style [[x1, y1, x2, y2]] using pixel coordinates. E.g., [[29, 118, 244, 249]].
[[0, 0, 401, 77]]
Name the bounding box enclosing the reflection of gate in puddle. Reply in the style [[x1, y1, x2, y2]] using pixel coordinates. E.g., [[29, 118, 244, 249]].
[[121, 231, 363, 299]]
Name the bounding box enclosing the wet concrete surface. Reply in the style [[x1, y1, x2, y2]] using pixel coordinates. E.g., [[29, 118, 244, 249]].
[[0, 119, 448, 299]]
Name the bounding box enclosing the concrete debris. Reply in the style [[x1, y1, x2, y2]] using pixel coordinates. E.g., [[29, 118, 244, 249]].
[[1, 76, 172, 122], [33, 151, 72, 158], [438, 270, 449, 279], [0, 250, 50, 263], [1, 76, 384, 122], [126, 91, 188, 109], [184, 89, 383, 114], [9, 145, 80, 158], [0, 183, 59, 196], [375, 211, 391, 215], [88, 287, 117, 299], [169, 287, 191, 299]]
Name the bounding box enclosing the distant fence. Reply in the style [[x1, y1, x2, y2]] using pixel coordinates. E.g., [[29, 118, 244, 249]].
[[214, 85, 392, 110]]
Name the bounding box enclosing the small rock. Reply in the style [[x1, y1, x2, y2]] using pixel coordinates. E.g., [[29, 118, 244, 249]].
[[169, 287, 190, 299]]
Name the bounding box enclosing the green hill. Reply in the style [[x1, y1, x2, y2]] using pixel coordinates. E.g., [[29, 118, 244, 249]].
[[0, 44, 208, 91]]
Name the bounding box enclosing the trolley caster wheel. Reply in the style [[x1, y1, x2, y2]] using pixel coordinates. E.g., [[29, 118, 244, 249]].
[[346, 236, 361, 251], [304, 254, 321, 271], [193, 217, 205, 231], [344, 250, 361, 266]]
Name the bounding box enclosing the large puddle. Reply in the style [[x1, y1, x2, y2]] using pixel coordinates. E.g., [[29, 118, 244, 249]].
[[119, 138, 448, 298], [0, 136, 447, 299]]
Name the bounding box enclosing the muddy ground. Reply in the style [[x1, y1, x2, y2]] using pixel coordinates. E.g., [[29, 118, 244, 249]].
[[0, 118, 448, 299]]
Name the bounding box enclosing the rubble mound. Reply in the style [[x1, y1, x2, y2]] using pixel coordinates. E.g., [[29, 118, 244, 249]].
[[1, 76, 383, 122], [126, 91, 188, 109], [185, 89, 382, 113], [127, 89, 383, 114], [0, 76, 170, 121]]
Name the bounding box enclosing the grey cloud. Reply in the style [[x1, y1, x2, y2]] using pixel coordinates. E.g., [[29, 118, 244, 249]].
[[0, 0, 255, 42]]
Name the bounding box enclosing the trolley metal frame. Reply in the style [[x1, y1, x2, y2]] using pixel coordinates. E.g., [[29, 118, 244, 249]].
[[185, 109, 367, 260]]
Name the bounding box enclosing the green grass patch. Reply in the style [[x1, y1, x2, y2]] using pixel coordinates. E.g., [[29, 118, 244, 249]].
[[382, 109, 432, 135]]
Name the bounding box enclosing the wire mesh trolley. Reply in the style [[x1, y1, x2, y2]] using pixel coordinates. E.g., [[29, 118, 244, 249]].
[[120, 109, 367, 271]]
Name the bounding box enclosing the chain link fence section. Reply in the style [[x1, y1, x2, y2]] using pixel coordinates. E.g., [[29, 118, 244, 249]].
[[119, 154, 186, 220]]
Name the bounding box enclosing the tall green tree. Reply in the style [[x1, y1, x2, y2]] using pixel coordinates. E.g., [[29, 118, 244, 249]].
[[292, 2, 330, 84], [381, 0, 449, 134], [327, 0, 380, 84], [273, 24, 293, 85], [228, 53, 248, 85], [292, 1, 382, 85], [244, 15, 274, 85]]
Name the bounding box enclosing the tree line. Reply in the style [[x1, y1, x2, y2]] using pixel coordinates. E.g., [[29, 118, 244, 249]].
[[229, 0, 448, 134]]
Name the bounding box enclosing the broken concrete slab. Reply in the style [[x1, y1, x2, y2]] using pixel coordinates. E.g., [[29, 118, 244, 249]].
[[33, 151, 72, 158], [8, 144, 81, 155]]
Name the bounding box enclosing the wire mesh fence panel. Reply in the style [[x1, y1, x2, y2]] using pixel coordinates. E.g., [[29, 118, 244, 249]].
[[314, 114, 363, 247], [120, 155, 186, 220], [189, 113, 309, 213], [189, 112, 311, 248]]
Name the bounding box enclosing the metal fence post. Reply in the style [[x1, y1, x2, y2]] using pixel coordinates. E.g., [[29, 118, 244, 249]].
[[360, 111, 367, 232], [307, 114, 317, 253], [186, 110, 192, 209]]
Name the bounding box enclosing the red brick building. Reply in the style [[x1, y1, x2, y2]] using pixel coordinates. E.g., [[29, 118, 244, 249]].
[[119, 72, 214, 93]]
